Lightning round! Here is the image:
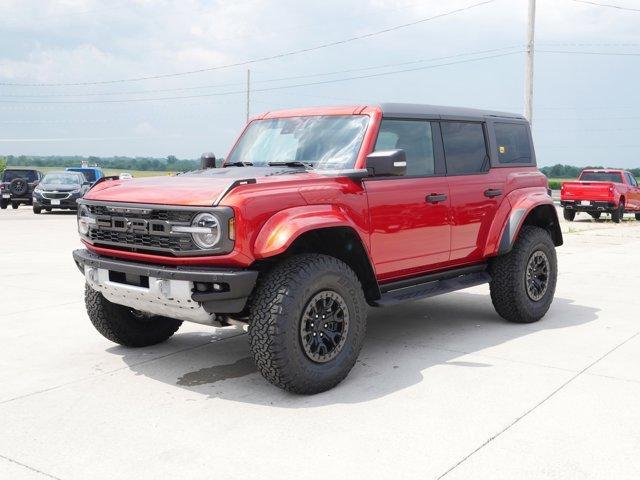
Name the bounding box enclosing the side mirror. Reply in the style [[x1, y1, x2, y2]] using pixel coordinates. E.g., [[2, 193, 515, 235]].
[[365, 150, 406, 177], [83, 182, 91, 187], [201, 152, 217, 169]]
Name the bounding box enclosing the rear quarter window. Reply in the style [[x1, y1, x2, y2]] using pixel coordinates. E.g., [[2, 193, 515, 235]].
[[494, 123, 533, 164]]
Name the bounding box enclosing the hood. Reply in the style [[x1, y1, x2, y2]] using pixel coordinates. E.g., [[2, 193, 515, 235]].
[[39, 183, 80, 192], [84, 166, 313, 206]]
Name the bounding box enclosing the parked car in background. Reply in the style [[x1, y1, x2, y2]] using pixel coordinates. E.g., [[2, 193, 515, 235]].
[[0, 168, 43, 209], [561, 169, 640, 223], [119, 172, 133, 180], [72, 103, 562, 394], [65, 166, 104, 185], [32, 171, 91, 214]]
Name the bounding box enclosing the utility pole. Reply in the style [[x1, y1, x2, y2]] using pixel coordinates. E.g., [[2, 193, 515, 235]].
[[525, 0, 536, 125], [245, 69, 251, 124]]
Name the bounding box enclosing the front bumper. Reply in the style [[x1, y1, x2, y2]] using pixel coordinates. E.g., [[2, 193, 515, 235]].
[[33, 192, 81, 209], [72, 249, 258, 324], [561, 200, 616, 211]]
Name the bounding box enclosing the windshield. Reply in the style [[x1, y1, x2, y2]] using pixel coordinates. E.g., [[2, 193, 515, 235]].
[[2, 170, 38, 182], [580, 171, 623, 183], [68, 168, 96, 182], [42, 173, 81, 185], [227, 115, 369, 169]]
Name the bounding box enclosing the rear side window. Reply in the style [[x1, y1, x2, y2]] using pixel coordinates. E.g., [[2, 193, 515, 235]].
[[494, 123, 533, 164], [441, 122, 488, 175], [375, 119, 435, 176], [626, 172, 638, 187], [579, 171, 623, 183]]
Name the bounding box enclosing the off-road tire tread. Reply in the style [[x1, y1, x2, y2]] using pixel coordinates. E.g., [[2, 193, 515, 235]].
[[489, 226, 557, 324], [85, 284, 182, 347], [248, 254, 367, 394]]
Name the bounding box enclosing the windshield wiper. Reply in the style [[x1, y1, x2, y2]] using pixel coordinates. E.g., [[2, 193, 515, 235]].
[[225, 161, 253, 167], [267, 161, 314, 168]]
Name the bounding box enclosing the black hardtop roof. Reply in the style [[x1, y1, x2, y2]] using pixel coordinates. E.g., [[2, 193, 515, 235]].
[[379, 103, 526, 121]]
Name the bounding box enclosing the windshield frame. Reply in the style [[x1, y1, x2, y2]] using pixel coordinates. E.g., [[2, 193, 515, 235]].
[[225, 114, 371, 170]]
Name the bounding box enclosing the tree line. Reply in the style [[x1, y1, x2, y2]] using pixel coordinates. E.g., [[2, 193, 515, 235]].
[[1, 157, 638, 179], [1, 155, 202, 172]]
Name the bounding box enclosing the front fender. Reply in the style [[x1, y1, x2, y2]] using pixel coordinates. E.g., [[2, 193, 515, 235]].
[[253, 205, 362, 259], [484, 187, 561, 257]]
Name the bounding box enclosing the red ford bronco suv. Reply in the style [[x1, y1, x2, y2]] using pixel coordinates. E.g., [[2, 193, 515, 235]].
[[72, 104, 562, 394]]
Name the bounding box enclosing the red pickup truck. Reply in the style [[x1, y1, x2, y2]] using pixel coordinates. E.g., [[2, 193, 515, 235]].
[[561, 169, 640, 223], [72, 104, 562, 394]]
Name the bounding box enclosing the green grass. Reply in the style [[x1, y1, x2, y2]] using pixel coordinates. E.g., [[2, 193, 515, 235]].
[[9, 166, 173, 178], [547, 178, 575, 190]]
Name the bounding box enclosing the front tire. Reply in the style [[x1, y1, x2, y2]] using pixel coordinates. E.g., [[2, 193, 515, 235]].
[[0, 200, 7, 209], [489, 226, 557, 323], [590, 212, 601, 220], [33, 205, 41, 214], [563, 208, 575, 221], [85, 284, 182, 347], [248, 254, 367, 394], [636, 213, 640, 221], [11, 202, 19, 209]]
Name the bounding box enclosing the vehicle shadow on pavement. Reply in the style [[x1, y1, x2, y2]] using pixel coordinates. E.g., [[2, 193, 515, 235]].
[[108, 292, 599, 407]]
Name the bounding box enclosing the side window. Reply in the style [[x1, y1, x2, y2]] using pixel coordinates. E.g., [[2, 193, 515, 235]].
[[441, 122, 488, 175], [374, 119, 435, 176], [627, 172, 638, 187], [494, 122, 533, 164]]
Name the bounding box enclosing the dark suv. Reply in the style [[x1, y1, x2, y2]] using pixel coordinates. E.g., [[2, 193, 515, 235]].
[[32, 171, 91, 213], [1, 169, 43, 209]]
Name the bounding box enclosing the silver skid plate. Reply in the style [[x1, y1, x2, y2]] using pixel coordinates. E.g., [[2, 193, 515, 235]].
[[84, 266, 217, 325]]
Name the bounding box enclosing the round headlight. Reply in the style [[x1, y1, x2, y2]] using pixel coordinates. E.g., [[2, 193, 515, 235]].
[[191, 212, 221, 249], [78, 205, 91, 235]]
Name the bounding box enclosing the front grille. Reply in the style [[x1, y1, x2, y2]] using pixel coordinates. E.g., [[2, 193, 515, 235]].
[[81, 201, 234, 257], [88, 229, 196, 252], [43, 192, 71, 199]]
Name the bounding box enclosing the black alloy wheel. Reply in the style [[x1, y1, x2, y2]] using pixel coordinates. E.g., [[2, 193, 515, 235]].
[[525, 250, 549, 302], [299, 290, 350, 363]]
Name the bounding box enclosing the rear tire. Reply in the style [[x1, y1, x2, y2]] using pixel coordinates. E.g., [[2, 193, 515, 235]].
[[0, 200, 7, 209], [85, 284, 182, 347], [248, 254, 367, 394], [489, 226, 557, 324], [612, 202, 624, 223], [636, 213, 640, 221], [563, 208, 575, 221]]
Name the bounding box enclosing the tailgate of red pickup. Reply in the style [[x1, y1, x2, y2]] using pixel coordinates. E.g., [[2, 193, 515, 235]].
[[561, 181, 614, 201]]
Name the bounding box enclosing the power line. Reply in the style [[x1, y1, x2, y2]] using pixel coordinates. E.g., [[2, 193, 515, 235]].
[[538, 49, 640, 56], [0, 0, 496, 87], [0, 51, 521, 104], [570, 0, 640, 12], [0, 46, 522, 98]]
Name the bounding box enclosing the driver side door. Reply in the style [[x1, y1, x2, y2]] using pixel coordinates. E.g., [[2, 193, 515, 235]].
[[364, 119, 451, 282]]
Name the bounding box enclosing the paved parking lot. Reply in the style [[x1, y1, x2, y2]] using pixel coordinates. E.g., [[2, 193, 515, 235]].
[[1, 206, 639, 480]]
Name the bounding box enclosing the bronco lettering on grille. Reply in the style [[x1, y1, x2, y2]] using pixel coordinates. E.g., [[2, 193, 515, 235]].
[[95, 216, 171, 235]]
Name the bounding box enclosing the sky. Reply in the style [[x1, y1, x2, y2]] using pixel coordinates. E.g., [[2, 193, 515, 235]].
[[0, 0, 639, 167]]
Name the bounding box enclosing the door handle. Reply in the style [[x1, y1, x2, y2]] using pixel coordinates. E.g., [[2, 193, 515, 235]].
[[484, 188, 503, 198], [426, 193, 447, 204]]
